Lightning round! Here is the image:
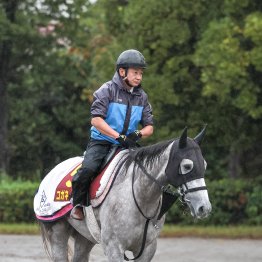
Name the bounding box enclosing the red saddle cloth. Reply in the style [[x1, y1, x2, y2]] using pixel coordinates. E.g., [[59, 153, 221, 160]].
[[54, 150, 120, 203], [89, 149, 122, 206], [36, 150, 121, 222], [89, 164, 109, 199]]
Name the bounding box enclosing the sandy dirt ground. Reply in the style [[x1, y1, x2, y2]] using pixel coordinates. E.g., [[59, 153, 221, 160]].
[[0, 234, 262, 262]]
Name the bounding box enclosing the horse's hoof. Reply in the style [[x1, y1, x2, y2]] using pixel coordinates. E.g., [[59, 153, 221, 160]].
[[70, 206, 84, 220]]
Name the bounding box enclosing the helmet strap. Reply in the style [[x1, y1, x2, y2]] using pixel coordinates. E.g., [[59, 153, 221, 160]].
[[124, 68, 128, 78], [118, 67, 133, 88], [122, 68, 132, 87]]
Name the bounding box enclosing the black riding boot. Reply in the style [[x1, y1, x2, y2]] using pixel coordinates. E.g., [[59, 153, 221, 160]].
[[71, 167, 94, 220]]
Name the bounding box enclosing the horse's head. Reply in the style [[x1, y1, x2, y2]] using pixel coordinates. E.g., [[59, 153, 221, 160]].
[[165, 126, 212, 219]]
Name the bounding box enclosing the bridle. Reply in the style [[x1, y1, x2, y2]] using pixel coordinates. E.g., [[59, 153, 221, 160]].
[[178, 173, 208, 205], [124, 151, 207, 261], [132, 156, 207, 207], [124, 126, 208, 260]]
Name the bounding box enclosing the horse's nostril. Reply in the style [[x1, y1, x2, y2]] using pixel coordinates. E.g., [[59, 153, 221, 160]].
[[198, 206, 205, 214]]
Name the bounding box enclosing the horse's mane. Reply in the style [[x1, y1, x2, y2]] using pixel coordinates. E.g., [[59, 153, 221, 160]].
[[125, 139, 174, 169]]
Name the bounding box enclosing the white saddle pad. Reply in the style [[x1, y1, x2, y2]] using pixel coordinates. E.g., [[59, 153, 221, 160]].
[[34, 157, 83, 217], [34, 149, 129, 218]]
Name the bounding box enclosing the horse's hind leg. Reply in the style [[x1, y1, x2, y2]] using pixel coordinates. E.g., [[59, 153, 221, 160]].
[[40, 219, 72, 261], [72, 230, 95, 262]]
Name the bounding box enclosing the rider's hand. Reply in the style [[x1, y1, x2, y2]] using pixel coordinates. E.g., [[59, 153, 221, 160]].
[[116, 135, 136, 149], [127, 130, 142, 143]]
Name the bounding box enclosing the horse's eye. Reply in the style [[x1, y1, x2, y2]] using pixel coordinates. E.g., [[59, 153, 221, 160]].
[[180, 159, 193, 175], [184, 164, 192, 170]]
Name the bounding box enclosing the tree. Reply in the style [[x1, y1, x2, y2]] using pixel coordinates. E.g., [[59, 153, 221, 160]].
[[194, 5, 262, 177], [0, 0, 19, 173], [96, 0, 262, 178], [2, 0, 262, 179], [1, 0, 97, 178]]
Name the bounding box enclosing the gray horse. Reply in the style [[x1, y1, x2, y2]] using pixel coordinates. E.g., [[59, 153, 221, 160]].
[[38, 127, 212, 261]]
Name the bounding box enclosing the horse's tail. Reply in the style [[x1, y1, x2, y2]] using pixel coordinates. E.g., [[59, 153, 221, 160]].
[[38, 221, 53, 260], [38, 219, 73, 260]]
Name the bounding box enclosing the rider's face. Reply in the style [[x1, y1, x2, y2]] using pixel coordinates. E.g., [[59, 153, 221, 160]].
[[119, 68, 143, 87]]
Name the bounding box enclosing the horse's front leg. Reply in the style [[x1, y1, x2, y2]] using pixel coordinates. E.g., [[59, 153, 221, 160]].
[[103, 239, 157, 262], [134, 239, 157, 262], [102, 238, 124, 262]]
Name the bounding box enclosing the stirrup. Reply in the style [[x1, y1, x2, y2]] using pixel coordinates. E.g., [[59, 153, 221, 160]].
[[70, 205, 85, 220]]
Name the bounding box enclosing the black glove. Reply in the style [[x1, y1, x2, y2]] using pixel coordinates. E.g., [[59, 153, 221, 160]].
[[127, 130, 142, 143], [116, 135, 136, 149]]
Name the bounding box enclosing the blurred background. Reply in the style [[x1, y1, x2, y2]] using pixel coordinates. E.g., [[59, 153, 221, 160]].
[[0, 0, 261, 229]]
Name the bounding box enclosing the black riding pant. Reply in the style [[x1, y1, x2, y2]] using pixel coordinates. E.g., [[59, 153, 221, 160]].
[[72, 139, 112, 206]]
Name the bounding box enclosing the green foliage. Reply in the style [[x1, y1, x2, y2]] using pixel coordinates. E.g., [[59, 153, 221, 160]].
[[194, 16, 262, 119], [0, 0, 261, 180], [161, 224, 262, 238], [0, 179, 39, 223], [166, 178, 262, 225], [8, 46, 91, 178], [0, 223, 40, 235], [3, 1, 94, 178]]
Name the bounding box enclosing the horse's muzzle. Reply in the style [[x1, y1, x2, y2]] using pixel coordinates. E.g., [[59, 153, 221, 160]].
[[195, 201, 212, 219]]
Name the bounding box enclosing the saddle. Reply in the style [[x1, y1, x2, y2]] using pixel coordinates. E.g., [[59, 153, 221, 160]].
[[34, 145, 125, 222], [89, 145, 122, 206], [100, 145, 120, 171]]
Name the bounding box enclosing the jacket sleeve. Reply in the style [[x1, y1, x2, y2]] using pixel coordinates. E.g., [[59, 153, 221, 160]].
[[91, 84, 110, 118], [141, 94, 154, 127]]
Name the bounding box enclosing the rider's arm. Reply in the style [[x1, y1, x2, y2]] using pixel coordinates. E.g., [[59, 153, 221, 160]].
[[140, 125, 153, 138], [91, 84, 119, 139], [140, 93, 153, 138], [91, 117, 119, 139]]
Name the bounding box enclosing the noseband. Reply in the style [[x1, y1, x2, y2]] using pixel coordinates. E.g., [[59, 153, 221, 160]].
[[177, 171, 207, 204]]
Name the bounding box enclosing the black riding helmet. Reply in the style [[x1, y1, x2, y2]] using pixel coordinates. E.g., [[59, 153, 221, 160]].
[[116, 49, 147, 70]]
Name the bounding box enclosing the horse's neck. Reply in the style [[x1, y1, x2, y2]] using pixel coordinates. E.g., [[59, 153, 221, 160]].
[[134, 144, 172, 206], [144, 142, 172, 184]]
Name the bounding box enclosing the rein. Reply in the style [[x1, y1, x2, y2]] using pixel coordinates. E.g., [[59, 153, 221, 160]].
[[124, 157, 162, 261], [124, 151, 207, 261], [124, 155, 180, 261], [131, 165, 162, 220]]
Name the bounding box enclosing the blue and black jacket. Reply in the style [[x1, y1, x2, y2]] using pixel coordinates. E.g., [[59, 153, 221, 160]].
[[90, 72, 153, 144]]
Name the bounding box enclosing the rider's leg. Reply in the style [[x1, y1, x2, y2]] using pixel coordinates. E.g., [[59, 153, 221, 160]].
[[71, 140, 111, 220], [72, 167, 94, 207]]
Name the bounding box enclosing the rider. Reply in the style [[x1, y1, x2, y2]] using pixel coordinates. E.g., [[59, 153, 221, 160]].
[[71, 49, 154, 220]]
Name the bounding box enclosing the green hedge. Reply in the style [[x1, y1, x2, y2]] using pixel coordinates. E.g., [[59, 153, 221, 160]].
[[166, 178, 262, 225], [0, 178, 261, 225], [0, 180, 39, 223]]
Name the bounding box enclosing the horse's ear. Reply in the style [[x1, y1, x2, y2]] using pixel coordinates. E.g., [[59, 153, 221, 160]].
[[194, 124, 207, 145], [179, 127, 188, 149]]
